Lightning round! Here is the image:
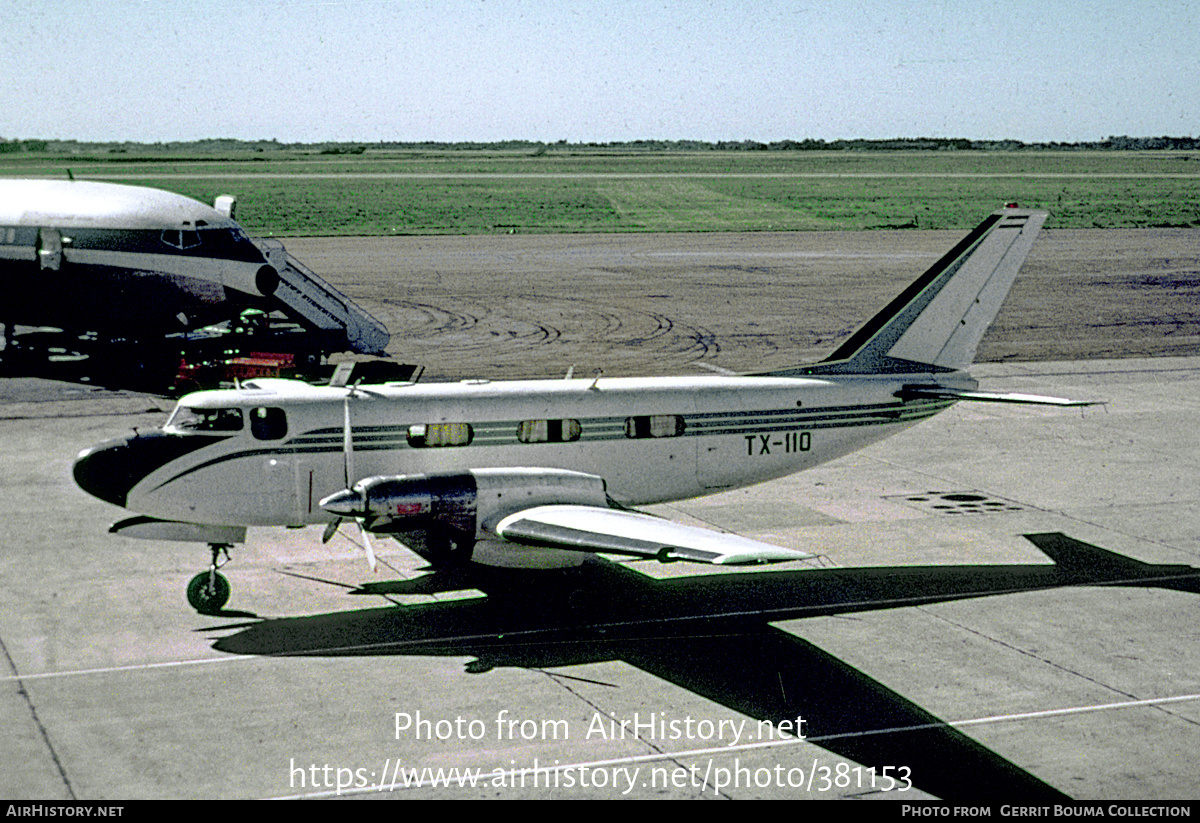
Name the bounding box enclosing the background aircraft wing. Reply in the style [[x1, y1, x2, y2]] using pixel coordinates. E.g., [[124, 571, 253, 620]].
[[491, 504, 812, 565]]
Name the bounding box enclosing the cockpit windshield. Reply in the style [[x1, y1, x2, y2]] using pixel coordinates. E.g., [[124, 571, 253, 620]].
[[166, 405, 244, 433]]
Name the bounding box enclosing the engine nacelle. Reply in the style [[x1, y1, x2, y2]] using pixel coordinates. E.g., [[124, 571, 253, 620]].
[[320, 468, 610, 566]]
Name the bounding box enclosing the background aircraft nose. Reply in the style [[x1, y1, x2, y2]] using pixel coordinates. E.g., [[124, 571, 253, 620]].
[[73, 432, 221, 508]]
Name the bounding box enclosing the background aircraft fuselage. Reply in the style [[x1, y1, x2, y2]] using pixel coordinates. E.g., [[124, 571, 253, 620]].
[[0, 179, 278, 338]]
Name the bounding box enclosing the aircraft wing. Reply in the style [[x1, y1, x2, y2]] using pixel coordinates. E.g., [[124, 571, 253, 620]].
[[491, 504, 812, 565]]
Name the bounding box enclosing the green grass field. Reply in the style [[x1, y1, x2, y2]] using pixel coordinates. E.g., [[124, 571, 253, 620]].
[[3, 148, 1198, 235]]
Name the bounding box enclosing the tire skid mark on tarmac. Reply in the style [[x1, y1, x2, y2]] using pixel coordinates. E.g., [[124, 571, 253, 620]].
[[374, 294, 727, 370], [384, 301, 480, 337]]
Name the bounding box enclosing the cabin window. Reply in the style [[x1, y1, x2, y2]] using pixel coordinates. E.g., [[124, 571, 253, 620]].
[[407, 422, 473, 448], [625, 415, 684, 439], [517, 419, 582, 443], [168, 406, 243, 433], [250, 407, 288, 440]]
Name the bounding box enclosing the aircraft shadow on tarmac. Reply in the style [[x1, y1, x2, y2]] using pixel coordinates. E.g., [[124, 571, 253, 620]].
[[211, 533, 1200, 801]]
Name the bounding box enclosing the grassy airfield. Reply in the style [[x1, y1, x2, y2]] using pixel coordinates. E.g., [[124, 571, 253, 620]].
[[2, 147, 1198, 235]]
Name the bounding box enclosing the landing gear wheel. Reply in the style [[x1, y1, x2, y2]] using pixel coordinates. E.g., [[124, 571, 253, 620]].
[[188, 543, 234, 614], [187, 571, 231, 613]]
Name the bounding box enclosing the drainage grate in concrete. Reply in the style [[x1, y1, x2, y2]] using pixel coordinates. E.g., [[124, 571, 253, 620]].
[[886, 491, 1025, 515]]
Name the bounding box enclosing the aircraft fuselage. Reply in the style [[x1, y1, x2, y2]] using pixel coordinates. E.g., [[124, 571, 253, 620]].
[[75, 373, 958, 529]]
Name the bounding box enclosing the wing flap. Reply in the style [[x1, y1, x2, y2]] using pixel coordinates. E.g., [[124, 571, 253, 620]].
[[492, 504, 811, 565]]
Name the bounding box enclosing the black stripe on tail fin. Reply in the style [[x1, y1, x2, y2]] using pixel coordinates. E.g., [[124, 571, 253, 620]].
[[766, 209, 1048, 377]]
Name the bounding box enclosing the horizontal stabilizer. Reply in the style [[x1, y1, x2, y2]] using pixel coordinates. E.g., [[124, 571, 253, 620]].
[[899, 388, 1104, 407], [493, 505, 812, 565]]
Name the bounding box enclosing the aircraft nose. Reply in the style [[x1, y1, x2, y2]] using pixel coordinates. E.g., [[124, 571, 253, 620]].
[[73, 431, 218, 508], [74, 436, 143, 507]]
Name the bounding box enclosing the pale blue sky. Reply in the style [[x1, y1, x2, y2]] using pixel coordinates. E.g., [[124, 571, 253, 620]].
[[2, 0, 1195, 143]]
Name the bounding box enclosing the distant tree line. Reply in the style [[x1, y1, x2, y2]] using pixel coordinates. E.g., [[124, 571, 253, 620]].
[[3, 135, 1199, 153], [0, 139, 48, 153]]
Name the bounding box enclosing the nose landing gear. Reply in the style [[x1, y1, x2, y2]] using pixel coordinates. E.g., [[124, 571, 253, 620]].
[[187, 543, 233, 613]]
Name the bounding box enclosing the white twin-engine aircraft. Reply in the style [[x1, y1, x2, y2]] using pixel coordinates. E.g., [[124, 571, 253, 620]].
[[74, 208, 1085, 612]]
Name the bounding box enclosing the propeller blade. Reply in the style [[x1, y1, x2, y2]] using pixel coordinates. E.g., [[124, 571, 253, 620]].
[[321, 518, 341, 544], [331, 391, 375, 572], [358, 521, 377, 573], [342, 396, 355, 487], [319, 511, 378, 573]]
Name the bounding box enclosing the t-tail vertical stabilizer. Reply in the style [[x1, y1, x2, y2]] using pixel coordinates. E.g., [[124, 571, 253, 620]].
[[772, 208, 1047, 377]]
